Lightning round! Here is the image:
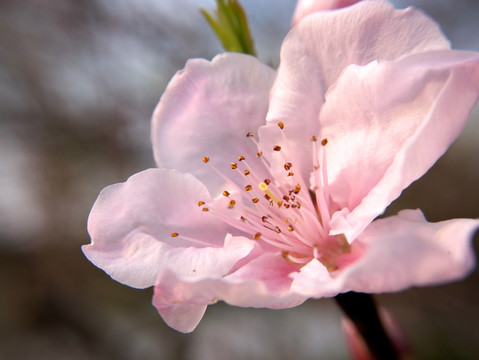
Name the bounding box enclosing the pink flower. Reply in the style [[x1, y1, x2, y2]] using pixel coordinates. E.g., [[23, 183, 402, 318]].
[[83, 1, 479, 333], [292, 0, 360, 26]]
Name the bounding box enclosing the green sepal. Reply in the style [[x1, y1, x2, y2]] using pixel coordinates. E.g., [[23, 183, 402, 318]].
[[200, 0, 257, 56]]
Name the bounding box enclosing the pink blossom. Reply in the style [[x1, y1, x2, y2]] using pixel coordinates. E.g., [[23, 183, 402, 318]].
[[83, 1, 479, 333], [292, 0, 360, 26]]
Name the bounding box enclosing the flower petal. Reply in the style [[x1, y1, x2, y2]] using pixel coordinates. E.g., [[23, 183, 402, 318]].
[[153, 253, 307, 332], [320, 51, 479, 240], [338, 210, 478, 293], [292, 0, 360, 26], [151, 53, 276, 195], [262, 0, 449, 180], [83, 169, 252, 288], [292, 210, 478, 297]]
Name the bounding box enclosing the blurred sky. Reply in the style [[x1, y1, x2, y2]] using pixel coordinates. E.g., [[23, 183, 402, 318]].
[[0, 1, 478, 359]]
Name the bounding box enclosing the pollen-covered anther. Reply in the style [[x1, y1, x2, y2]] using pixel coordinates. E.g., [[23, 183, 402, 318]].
[[311, 136, 317, 142], [287, 172, 294, 177], [252, 197, 259, 204], [321, 138, 328, 146], [246, 132, 254, 137], [284, 162, 292, 171], [222, 190, 230, 197], [264, 179, 271, 185], [243, 170, 250, 176], [278, 121, 284, 129], [238, 155, 246, 161], [254, 232, 262, 240], [257, 151, 263, 157], [244, 184, 252, 191], [197, 200, 205, 207], [230, 162, 238, 169], [202, 207, 209, 212], [273, 145, 281, 151], [202, 156, 210, 163], [283, 195, 290, 202], [170, 232, 179, 237], [228, 200, 236, 209]]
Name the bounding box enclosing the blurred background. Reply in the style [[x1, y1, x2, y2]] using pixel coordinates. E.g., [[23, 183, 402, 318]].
[[0, 0, 478, 359]]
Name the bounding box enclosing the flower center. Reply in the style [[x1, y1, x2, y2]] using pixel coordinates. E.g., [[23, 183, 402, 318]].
[[175, 122, 350, 270]]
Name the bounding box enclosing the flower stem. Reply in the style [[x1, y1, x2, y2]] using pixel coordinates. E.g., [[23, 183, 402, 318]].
[[335, 292, 399, 360]]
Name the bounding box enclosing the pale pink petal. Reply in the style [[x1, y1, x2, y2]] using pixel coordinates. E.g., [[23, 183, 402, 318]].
[[292, 0, 360, 26], [292, 210, 478, 297], [320, 51, 479, 240], [153, 253, 307, 332], [83, 169, 253, 288], [340, 210, 478, 293], [262, 0, 449, 180], [157, 304, 207, 334], [152, 53, 275, 195]]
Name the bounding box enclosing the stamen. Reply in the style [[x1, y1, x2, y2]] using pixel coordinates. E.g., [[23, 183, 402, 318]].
[[202, 156, 210, 163], [197, 201, 205, 207], [230, 162, 238, 169], [258, 182, 280, 204], [321, 138, 328, 146], [273, 145, 281, 151], [228, 200, 236, 208], [246, 132, 254, 137], [252, 197, 259, 204], [170, 232, 179, 237], [222, 191, 230, 197], [278, 122, 284, 129], [202, 207, 209, 212], [284, 162, 292, 171], [238, 155, 246, 161], [243, 170, 250, 176], [254, 232, 262, 239], [245, 184, 252, 191], [257, 151, 262, 157]]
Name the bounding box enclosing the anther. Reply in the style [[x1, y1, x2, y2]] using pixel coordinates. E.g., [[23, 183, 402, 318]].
[[244, 184, 252, 191], [171, 232, 179, 237], [283, 195, 290, 202], [238, 155, 246, 161], [311, 136, 317, 142], [321, 138, 328, 146], [243, 170, 250, 176], [228, 200, 236, 208], [246, 132, 254, 137], [254, 232, 262, 240], [202, 207, 209, 212], [230, 162, 238, 169], [287, 172, 294, 177], [202, 156, 210, 163], [274, 226, 281, 233], [240, 216, 247, 221], [197, 201, 205, 207], [278, 122, 284, 129], [261, 216, 268, 223], [264, 179, 271, 185], [273, 145, 281, 151], [252, 197, 259, 203], [284, 162, 292, 171], [287, 225, 294, 232], [222, 191, 230, 197], [257, 151, 262, 157]]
